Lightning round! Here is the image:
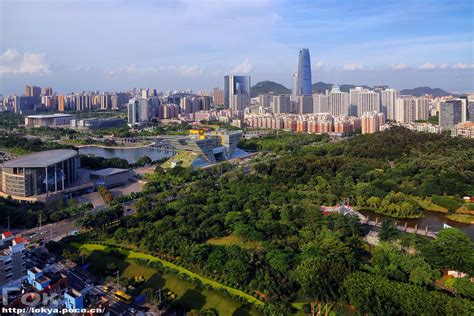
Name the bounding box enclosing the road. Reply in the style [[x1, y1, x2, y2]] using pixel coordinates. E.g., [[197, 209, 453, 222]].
[[22, 218, 79, 243]]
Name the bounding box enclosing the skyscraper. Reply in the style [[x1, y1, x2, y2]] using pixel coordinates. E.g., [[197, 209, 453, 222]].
[[224, 75, 251, 108], [296, 49, 312, 96]]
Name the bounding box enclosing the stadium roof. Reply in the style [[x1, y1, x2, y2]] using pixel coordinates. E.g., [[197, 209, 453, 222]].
[[25, 114, 73, 119], [1, 149, 78, 168]]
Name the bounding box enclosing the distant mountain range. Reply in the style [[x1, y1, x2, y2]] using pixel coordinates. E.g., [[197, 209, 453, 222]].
[[250, 81, 453, 97]]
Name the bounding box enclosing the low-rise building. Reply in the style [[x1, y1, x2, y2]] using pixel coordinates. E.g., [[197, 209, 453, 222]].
[[0, 232, 26, 286], [24, 114, 73, 128], [89, 168, 131, 188]]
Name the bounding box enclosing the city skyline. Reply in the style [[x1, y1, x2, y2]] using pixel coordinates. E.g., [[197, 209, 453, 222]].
[[1, 0, 473, 94]]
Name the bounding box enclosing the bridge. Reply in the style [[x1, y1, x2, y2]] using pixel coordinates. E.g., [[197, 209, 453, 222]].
[[322, 205, 444, 239]]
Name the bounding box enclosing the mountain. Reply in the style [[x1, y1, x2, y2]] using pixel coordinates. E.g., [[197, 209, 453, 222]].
[[250, 81, 291, 98], [312, 82, 372, 93], [251, 81, 453, 97], [400, 87, 451, 97]]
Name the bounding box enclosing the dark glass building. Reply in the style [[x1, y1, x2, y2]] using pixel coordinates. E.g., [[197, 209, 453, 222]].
[[440, 100, 462, 129], [297, 48, 312, 96], [224, 75, 251, 108]]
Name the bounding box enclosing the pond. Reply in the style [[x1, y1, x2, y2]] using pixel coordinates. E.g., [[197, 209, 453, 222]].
[[359, 209, 474, 241], [79, 145, 174, 164]]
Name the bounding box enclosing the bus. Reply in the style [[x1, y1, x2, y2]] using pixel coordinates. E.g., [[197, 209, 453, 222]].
[[114, 291, 133, 304]]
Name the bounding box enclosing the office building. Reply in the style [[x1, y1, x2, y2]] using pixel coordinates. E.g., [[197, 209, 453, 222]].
[[296, 48, 312, 96], [0, 232, 26, 286], [298, 95, 314, 114], [14, 96, 42, 113], [0, 149, 79, 199], [224, 75, 251, 108], [440, 100, 463, 129], [273, 95, 291, 114], [328, 86, 350, 116]]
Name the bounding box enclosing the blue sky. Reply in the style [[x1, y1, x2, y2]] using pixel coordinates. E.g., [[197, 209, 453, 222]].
[[1, 0, 473, 94]]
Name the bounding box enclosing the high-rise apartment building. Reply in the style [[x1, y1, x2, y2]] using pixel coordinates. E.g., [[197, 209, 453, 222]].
[[24, 85, 41, 97], [213, 88, 225, 105], [58, 95, 65, 111], [296, 49, 312, 96], [380, 88, 399, 120], [42, 87, 53, 96], [357, 90, 380, 116], [440, 100, 463, 129], [258, 94, 272, 108], [98, 94, 111, 110], [361, 111, 385, 134], [272, 95, 291, 114], [224, 75, 251, 108], [328, 86, 349, 116], [395, 96, 429, 123], [313, 93, 329, 113]]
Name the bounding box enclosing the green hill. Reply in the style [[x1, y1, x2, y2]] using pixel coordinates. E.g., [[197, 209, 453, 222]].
[[250, 81, 291, 97]]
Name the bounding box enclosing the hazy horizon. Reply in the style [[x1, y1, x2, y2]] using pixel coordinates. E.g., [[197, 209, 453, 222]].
[[1, 0, 473, 94]]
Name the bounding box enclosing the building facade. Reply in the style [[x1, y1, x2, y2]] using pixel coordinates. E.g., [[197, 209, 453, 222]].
[[296, 48, 312, 96], [0, 149, 79, 198]]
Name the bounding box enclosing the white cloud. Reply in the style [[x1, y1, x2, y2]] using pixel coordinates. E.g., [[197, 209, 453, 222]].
[[105, 64, 137, 76], [178, 65, 203, 77], [439, 64, 449, 69], [342, 63, 363, 71], [391, 63, 407, 70], [231, 58, 252, 74], [418, 63, 436, 70], [312, 61, 325, 71], [452, 63, 474, 70], [0, 49, 50, 75]]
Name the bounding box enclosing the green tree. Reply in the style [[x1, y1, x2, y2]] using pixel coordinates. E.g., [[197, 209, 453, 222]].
[[423, 228, 474, 274], [379, 218, 400, 241]]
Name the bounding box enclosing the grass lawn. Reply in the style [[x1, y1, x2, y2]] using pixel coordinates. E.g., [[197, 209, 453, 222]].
[[414, 197, 448, 213], [73, 243, 263, 315], [446, 214, 474, 224], [206, 234, 261, 250]]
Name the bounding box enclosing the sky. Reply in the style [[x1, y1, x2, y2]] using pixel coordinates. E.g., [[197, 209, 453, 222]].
[[0, 0, 473, 94]]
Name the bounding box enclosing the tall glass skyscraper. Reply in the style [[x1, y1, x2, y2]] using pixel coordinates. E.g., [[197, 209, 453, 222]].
[[296, 48, 312, 95], [224, 75, 251, 108]]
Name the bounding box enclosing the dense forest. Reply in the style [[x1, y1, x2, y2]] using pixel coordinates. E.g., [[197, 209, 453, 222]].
[[71, 127, 474, 314]]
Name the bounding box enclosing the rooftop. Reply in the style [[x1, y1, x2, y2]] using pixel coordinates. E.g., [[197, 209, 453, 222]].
[[25, 114, 73, 119], [1, 149, 78, 168], [90, 168, 129, 177]]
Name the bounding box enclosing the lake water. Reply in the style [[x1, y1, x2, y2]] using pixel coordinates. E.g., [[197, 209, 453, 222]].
[[359, 209, 474, 241], [78, 146, 174, 163]]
